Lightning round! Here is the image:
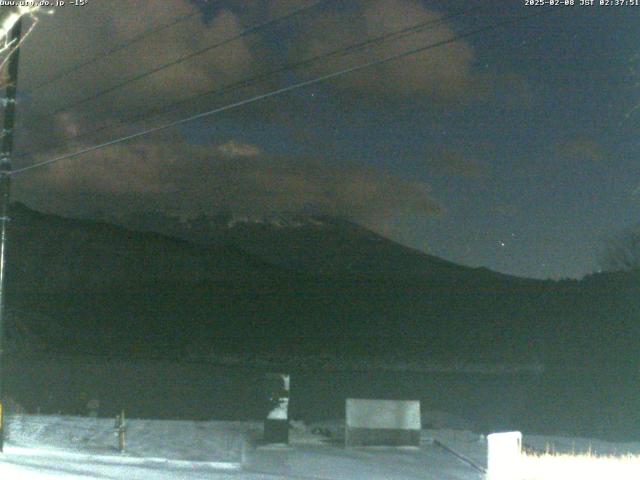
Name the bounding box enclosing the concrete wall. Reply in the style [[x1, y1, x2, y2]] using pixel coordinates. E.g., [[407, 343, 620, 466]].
[[345, 399, 421, 446]]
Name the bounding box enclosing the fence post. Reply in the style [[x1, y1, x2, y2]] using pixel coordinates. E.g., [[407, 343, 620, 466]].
[[487, 431, 522, 480], [115, 410, 126, 453]]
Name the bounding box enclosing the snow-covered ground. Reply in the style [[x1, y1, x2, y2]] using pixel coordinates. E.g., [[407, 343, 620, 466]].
[[1, 414, 640, 479]]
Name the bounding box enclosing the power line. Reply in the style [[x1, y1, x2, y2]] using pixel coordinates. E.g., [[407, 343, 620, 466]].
[[23, 9, 202, 93], [15, 2, 484, 161], [326, 2, 486, 58], [11, 6, 565, 177], [36, 0, 330, 119]]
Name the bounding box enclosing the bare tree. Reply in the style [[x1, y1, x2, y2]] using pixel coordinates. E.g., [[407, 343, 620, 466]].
[[599, 225, 640, 272]]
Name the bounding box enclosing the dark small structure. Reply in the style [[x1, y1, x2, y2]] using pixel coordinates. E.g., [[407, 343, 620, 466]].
[[263, 373, 290, 444]]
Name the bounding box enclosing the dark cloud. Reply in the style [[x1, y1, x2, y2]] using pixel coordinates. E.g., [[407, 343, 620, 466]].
[[10, 0, 482, 159], [14, 0, 259, 159], [494, 204, 519, 217], [485, 72, 537, 110], [288, 0, 477, 102], [427, 149, 488, 179], [215, 139, 261, 158], [9, 1, 444, 246], [14, 137, 441, 237], [556, 138, 606, 162]]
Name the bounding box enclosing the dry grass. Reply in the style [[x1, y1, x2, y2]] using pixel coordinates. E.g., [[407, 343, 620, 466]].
[[516, 451, 640, 480]]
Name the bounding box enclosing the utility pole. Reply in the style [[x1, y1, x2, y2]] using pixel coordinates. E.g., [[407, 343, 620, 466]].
[[0, 16, 23, 453]]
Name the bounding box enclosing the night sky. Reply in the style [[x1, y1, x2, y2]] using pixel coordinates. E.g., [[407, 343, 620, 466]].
[[5, 0, 640, 280]]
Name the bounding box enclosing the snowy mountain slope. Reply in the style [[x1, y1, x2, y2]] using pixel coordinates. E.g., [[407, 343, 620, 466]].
[[119, 209, 524, 282], [6, 203, 548, 364]]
